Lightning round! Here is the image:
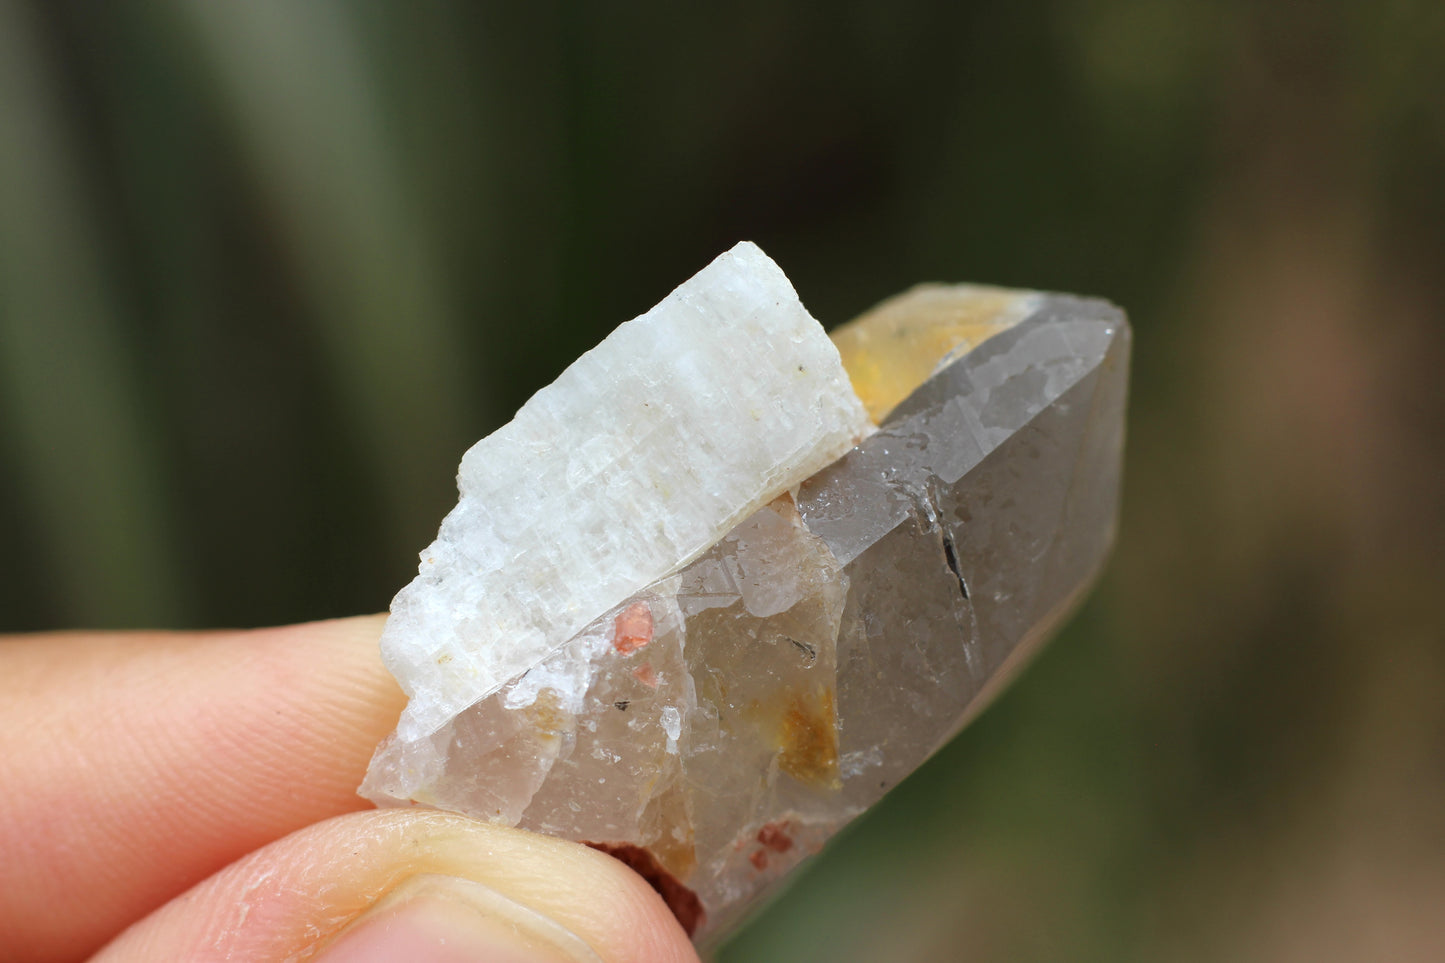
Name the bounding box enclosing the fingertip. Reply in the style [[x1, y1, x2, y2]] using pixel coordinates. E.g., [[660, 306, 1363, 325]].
[[96, 810, 701, 963], [0, 615, 404, 961], [314, 874, 603, 963]]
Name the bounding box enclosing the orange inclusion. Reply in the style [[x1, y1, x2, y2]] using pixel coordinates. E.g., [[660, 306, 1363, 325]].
[[612, 601, 654, 654]]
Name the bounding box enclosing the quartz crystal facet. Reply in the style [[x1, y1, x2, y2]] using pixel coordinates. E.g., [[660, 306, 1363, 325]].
[[362, 251, 1131, 942]]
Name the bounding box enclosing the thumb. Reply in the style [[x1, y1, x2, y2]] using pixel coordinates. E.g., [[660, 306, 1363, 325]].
[[93, 809, 700, 963]]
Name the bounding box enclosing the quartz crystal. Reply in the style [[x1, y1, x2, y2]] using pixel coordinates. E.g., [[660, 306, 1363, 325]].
[[362, 253, 1131, 943]]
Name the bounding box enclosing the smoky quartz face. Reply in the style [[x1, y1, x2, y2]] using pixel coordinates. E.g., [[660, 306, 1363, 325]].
[[363, 278, 1130, 942]]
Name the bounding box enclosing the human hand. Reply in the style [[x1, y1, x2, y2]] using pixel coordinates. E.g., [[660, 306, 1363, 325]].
[[0, 617, 700, 963]]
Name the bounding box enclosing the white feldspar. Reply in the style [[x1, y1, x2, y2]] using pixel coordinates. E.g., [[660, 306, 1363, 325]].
[[380, 241, 870, 744]]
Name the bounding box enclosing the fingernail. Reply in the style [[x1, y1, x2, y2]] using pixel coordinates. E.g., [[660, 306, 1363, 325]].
[[316, 873, 602, 963]]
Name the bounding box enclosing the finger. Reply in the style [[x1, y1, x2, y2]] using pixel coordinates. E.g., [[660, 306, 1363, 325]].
[[0, 615, 403, 962], [94, 809, 699, 963]]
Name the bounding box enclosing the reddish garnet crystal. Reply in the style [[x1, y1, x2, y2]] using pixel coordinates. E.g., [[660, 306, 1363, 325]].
[[585, 842, 705, 937], [756, 821, 794, 853], [612, 601, 654, 655]]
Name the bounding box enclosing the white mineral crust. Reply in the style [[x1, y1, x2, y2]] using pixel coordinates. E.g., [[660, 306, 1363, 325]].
[[379, 241, 869, 746]]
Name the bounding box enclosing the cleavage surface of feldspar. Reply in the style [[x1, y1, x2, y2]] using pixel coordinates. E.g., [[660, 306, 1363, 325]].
[[377, 241, 868, 745], [363, 254, 1131, 942]]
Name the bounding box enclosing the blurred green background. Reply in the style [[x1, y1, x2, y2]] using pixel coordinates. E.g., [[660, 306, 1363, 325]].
[[3, 1, 1444, 960]]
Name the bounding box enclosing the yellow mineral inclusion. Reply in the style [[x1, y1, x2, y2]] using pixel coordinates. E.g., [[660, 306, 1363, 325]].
[[776, 684, 841, 791], [830, 284, 1034, 423]]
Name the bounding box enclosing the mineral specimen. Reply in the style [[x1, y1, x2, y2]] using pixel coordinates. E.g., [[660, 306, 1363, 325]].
[[362, 248, 1131, 943]]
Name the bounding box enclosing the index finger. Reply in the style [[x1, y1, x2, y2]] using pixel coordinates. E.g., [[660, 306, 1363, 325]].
[[0, 615, 403, 962]]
